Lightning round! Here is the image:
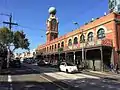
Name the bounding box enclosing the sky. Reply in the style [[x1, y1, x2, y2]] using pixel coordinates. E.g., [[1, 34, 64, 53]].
[[0, 0, 108, 53]]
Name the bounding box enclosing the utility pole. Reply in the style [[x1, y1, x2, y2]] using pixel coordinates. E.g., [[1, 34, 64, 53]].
[[3, 13, 18, 30], [1, 13, 18, 68]]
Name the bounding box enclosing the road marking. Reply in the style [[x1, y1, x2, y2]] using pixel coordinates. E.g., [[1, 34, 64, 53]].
[[8, 75, 13, 90], [8, 75, 12, 82], [40, 75, 66, 90]]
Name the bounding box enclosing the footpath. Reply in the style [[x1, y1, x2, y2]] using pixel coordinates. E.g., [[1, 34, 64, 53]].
[[82, 70, 120, 82]]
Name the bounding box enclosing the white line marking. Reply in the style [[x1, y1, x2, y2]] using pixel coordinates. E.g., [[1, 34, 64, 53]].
[[40, 75, 66, 90], [8, 75, 12, 82], [8, 75, 13, 90]]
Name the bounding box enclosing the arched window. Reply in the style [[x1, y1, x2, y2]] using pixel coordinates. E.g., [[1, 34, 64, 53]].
[[74, 37, 78, 44], [80, 34, 85, 43], [50, 46, 51, 51], [88, 32, 93, 41], [58, 43, 60, 48], [97, 28, 105, 39], [61, 41, 64, 47], [52, 45, 54, 50], [47, 47, 48, 51], [68, 39, 72, 46], [55, 44, 56, 49]]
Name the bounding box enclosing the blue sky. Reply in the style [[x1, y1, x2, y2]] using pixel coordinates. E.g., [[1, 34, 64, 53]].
[[0, 0, 108, 53]]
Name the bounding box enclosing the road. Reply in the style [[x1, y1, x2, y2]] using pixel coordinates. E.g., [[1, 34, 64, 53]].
[[0, 64, 76, 90], [0, 63, 120, 90]]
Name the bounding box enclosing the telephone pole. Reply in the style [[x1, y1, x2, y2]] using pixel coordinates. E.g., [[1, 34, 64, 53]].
[[2, 13, 18, 30], [1, 13, 18, 68]]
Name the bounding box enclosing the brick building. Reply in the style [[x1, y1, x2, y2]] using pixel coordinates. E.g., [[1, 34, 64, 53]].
[[36, 1, 120, 71]]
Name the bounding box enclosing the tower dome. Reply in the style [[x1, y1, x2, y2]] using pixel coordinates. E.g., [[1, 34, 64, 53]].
[[48, 7, 56, 15]]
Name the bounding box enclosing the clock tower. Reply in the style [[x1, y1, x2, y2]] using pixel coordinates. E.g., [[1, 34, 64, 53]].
[[46, 7, 59, 43], [109, 0, 120, 13]]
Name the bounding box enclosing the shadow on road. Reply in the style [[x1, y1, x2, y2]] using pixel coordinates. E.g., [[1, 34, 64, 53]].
[[0, 77, 120, 90], [0, 80, 81, 90], [0, 66, 40, 75], [0, 64, 59, 75]]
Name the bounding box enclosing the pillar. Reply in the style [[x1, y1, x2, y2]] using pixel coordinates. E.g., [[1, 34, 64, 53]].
[[82, 48, 84, 62], [100, 47, 104, 71], [74, 52, 76, 64], [85, 50, 87, 68]]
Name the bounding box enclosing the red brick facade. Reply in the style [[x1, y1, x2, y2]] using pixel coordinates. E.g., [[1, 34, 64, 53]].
[[36, 12, 120, 71]]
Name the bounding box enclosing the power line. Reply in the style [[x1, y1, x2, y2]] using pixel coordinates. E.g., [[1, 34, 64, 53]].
[[17, 24, 46, 32]]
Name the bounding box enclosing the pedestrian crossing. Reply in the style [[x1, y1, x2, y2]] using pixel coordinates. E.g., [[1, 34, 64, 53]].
[[44, 72, 120, 90], [44, 72, 100, 80]]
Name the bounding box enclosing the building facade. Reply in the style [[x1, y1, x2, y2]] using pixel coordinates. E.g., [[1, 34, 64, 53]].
[[36, 4, 120, 71]]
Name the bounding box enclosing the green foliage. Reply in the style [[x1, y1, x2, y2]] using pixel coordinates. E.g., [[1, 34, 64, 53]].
[[0, 27, 13, 46], [0, 27, 30, 51], [13, 31, 30, 50]]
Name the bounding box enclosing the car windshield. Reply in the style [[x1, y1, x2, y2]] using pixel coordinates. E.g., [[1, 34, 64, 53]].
[[66, 63, 75, 66]]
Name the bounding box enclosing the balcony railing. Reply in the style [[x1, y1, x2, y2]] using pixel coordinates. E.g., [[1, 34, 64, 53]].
[[43, 39, 113, 54], [64, 38, 113, 51]]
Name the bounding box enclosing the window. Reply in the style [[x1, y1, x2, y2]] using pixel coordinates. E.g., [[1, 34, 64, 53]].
[[47, 47, 48, 51], [68, 39, 72, 46], [55, 44, 56, 49], [80, 34, 85, 43], [61, 41, 64, 47], [50, 46, 51, 51], [88, 32, 93, 41], [74, 37, 78, 44], [52, 45, 54, 50], [58, 43, 60, 48], [97, 28, 105, 39]]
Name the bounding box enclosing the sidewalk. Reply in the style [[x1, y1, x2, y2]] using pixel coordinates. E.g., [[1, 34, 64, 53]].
[[83, 70, 120, 81]]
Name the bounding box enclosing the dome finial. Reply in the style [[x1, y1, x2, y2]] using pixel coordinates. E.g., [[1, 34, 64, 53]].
[[48, 7, 56, 15]]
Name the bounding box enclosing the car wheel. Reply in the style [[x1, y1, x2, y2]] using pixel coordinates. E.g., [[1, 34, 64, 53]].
[[59, 68, 61, 71], [66, 69, 69, 73]]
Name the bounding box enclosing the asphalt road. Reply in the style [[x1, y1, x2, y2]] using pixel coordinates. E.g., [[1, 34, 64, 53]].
[[0, 64, 77, 90], [0, 63, 120, 90], [24, 63, 120, 90]]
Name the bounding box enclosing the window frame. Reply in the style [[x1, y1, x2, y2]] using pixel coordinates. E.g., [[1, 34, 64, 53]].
[[88, 32, 94, 41], [68, 39, 72, 46]]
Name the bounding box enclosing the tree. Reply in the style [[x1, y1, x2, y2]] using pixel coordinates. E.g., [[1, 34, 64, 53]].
[[0, 27, 30, 68], [13, 31, 30, 51]]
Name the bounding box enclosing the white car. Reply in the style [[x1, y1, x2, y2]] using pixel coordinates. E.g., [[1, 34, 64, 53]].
[[59, 62, 78, 73]]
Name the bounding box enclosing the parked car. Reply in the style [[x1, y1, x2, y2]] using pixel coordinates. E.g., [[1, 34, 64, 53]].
[[9, 58, 21, 68], [37, 60, 46, 66], [59, 62, 78, 73]]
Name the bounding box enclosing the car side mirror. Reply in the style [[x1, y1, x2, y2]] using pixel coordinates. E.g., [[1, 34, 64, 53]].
[[64, 64, 67, 66]]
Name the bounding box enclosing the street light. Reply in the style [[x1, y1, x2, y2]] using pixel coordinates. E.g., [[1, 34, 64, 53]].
[[73, 22, 85, 67]]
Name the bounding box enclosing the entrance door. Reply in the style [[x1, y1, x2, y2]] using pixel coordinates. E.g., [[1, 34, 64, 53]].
[[103, 47, 112, 71]]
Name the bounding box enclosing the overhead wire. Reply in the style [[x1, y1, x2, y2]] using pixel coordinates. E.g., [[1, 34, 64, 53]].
[[17, 24, 46, 32]]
